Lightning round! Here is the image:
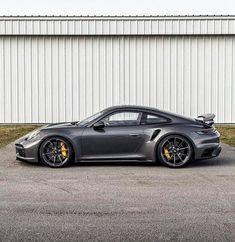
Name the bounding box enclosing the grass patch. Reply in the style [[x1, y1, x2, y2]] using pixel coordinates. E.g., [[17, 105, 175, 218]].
[[216, 125, 235, 148], [0, 125, 40, 148]]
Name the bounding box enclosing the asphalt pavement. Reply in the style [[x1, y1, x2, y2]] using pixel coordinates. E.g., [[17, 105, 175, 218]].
[[0, 143, 234, 242]]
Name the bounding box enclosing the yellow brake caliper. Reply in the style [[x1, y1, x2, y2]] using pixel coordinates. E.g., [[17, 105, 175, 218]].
[[60, 142, 67, 159], [164, 148, 171, 161]]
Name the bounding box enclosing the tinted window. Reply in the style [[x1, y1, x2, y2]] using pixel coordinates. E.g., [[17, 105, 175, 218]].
[[142, 113, 168, 124], [78, 111, 104, 127], [102, 111, 141, 126]]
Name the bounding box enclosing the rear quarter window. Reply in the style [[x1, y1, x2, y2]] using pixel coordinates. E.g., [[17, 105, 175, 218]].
[[142, 113, 168, 124]]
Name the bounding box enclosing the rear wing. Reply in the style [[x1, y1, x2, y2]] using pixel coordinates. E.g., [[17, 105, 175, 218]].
[[196, 113, 215, 126]]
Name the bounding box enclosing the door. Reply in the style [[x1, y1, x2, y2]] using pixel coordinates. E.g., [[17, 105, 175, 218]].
[[81, 111, 145, 160]]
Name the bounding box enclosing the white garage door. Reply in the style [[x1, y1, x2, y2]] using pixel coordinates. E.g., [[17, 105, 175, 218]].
[[0, 35, 234, 123]]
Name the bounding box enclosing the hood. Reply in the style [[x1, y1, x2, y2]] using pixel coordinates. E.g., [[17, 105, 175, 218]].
[[43, 121, 79, 129]]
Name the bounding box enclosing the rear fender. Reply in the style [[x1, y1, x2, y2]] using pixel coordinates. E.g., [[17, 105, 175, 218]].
[[154, 132, 196, 162]]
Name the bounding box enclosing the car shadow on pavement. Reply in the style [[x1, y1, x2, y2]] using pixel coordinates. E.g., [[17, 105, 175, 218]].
[[74, 156, 235, 168]]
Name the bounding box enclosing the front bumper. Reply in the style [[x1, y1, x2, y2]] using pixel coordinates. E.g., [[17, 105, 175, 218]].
[[15, 137, 41, 163]]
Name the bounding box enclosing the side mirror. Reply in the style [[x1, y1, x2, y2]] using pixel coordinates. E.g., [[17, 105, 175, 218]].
[[93, 121, 105, 130]]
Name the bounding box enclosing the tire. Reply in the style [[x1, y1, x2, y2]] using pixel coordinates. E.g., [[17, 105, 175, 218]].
[[157, 135, 193, 168], [39, 136, 73, 168]]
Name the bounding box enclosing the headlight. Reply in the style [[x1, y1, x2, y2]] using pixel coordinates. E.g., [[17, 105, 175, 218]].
[[27, 129, 40, 140]]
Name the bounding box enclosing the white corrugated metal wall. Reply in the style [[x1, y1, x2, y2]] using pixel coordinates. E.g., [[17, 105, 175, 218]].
[[0, 16, 235, 123]]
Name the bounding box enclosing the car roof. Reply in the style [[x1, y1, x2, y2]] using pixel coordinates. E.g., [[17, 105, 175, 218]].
[[103, 105, 160, 112]]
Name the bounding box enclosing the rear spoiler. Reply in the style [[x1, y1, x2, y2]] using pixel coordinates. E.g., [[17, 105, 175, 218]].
[[196, 113, 215, 126]]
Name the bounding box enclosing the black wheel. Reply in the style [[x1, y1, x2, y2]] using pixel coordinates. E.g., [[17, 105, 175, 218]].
[[39, 137, 73, 168], [157, 135, 193, 168]]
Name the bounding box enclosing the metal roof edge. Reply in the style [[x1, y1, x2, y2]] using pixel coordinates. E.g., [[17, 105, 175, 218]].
[[0, 15, 235, 21]]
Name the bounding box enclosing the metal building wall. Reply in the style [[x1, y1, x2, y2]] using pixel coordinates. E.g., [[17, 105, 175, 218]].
[[0, 35, 234, 123]]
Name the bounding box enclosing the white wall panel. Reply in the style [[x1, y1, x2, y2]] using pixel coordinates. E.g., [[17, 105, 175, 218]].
[[0, 35, 235, 123]]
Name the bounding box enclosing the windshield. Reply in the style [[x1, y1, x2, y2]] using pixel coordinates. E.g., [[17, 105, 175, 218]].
[[77, 111, 104, 127]]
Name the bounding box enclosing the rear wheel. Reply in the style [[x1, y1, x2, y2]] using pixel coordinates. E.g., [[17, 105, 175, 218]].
[[157, 135, 193, 168], [39, 137, 73, 168]]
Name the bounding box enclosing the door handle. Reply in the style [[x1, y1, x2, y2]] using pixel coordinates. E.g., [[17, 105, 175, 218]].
[[129, 133, 140, 137]]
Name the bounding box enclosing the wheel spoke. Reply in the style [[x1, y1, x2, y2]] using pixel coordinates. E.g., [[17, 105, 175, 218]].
[[178, 140, 183, 147], [49, 141, 55, 148], [58, 155, 63, 163], [179, 146, 189, 151], [167, 140, 172, 146], [174, 137, 177, 147], [48, 155, 54, 161], [177, 153, 183, 162], [44, 151, 54, 155]]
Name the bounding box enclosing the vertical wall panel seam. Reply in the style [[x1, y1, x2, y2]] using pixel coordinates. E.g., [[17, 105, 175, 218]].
[[50, 37, 53, 122], [176, 37, 178, 113], [134, 37, 136, 104], [210, 37, 212, 114], [91, 36, 93, 113], [196, 37, 198, 115], [57, 37, 60, 121], [148, 37, 150, 105], [224, 37, 226, 122], [64, 37, 67, 121], [2, 37, 5, 122], [84, 37, 86, 115], [105, 37, 107, 106], [182, 37, 184, 115], [189, 37, 191, 116], [30, 37, 32, 122], [141, 36, 143, 104], [162, 36, 164, 109], [16, 37, 19, 122], [23, 37, 26, 122], [78, 37, 80, 118], [203, 37, 206, 114], [43, 37, 46, 122], [155, 37, 157, 106], [111, 37, 113, 105], [37, 38, 39, 123], [169, 37, 171, 111], [128, 37, 130, 104], [98, 38, 100, 109], [9, 37, 12, 122], [216, 37, 219, 120], [189, 37, 192, 116], [71, 37, 74, 119], [231, 38, 233, 122]]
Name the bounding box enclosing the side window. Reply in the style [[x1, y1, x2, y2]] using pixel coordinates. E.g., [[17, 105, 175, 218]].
[[102, 111, 141, 127], [142, 113, 168, 124]]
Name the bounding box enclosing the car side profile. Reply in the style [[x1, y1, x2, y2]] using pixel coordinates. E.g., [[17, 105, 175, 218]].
[[15, 105, 221, 168]]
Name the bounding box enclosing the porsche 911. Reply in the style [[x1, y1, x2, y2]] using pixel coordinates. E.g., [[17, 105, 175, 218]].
[[15, 105, 221, 168]]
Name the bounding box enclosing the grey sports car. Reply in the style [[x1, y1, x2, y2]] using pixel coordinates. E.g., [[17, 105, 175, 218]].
[[15, 105, 221, 168]]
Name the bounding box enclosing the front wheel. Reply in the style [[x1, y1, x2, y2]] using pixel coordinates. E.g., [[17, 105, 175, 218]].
[[157, 135, 193, 168], [39, 137, 73, 168]]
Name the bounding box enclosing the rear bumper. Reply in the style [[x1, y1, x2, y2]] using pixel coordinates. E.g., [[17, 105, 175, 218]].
[[195, 144, 221, 160], [193, 129, 222, 160]]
